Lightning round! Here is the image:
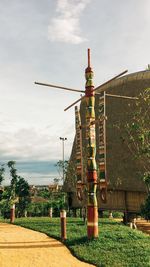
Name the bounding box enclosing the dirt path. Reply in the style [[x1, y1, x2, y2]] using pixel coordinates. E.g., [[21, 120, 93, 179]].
[[0, 223, 95, 267]]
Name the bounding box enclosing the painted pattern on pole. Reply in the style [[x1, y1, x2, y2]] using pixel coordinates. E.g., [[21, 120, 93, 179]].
[[85, 49, 98, 238]]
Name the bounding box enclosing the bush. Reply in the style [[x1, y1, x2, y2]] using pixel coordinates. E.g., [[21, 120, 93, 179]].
[[0, 199, 11, 218], [141, 194, 150, 220]]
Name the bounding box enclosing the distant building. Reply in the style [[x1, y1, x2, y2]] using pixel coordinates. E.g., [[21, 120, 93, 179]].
[[48, 184, 62, 192], [29, 184, 62, 197]]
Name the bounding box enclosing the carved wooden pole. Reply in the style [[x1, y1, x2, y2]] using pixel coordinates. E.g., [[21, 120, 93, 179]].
[[85, 49, 98, 238]]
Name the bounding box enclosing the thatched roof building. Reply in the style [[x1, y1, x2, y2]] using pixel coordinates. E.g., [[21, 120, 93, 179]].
[[64, 70, 150, 220]]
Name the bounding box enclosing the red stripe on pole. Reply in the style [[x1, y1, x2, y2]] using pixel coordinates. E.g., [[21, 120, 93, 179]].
[[87, 171, 97, 181], [87, 207, 98, 238], [85, 89, 95, 97]]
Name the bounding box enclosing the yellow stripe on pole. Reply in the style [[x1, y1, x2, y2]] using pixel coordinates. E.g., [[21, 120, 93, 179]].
[[87, 222, 98, 227]]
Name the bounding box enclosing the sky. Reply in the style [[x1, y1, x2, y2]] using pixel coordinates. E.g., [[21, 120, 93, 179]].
[[0, 0, 150, 184]]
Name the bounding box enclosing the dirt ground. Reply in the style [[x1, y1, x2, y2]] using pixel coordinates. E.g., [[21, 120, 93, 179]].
[[0, 223, 95, 267]]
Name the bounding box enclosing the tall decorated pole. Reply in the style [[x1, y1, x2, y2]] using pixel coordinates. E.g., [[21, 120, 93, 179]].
[[85, 49, 98, 238], [35, 49, 128, 238]]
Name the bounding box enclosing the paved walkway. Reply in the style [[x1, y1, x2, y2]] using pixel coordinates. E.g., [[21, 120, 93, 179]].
[[0, 223, 95, 267]]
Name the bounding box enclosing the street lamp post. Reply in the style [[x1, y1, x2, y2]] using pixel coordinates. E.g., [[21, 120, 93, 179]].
[[59, 137, 67, 183]]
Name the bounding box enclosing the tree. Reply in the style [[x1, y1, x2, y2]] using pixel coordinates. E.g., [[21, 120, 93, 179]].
[[120, 88, 150, 192], [0, 164, 5, 186], [7, 161, 18, 202], [37, 188, 52, 199], [55, 160, 69, 182], [0, 164, 5, 201], [15, 176, 31, 217], [7, 161, 31, 218], [141, 194, 150, 221]]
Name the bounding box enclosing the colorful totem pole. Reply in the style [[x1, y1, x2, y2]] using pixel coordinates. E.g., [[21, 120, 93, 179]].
[[35, 49, 128, 239], [85, 49, 98, 238]]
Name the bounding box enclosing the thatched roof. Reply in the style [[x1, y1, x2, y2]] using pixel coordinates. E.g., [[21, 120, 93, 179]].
[[65, 70, 150, 194]]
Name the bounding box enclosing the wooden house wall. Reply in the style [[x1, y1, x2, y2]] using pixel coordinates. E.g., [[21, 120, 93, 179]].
[[98, 190, 147, 212]]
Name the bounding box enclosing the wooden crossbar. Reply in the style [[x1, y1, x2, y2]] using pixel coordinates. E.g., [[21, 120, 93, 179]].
[[64, 70, 128, 111], [35, 82, 84, 93], [105, 93, 138, 100]]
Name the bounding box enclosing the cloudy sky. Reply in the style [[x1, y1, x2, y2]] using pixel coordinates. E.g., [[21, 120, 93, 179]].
[[0, 0, 150, 184]]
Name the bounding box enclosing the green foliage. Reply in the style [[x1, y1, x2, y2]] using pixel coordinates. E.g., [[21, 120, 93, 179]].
[[26, 202, 51, 217], [0, 162, 31, 218], [23, 191, 67, 217], [15, 176, 31, 217], [0, 199, 10, 218], [141, 194, 150, 220], [55, 160, 69, 181], [0, 164, 5, 185], [64, 159, 77, 192], [143, 172, 150, 192], [127, 88, 150, 162], [103, 211, 124, 218], [0, 186, 11, 218], [36, 188, 52, 199], [7, 160, 18, 201], [9, 217, 150, 267], [48, 192, 67, 214], [16, 177, 30, 197], [120, 88, 150, 192]]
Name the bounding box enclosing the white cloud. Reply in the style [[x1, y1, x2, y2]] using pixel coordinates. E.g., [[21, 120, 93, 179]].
[[48, 0, 91, 44], [0, 125, 73, 162], [2, 172, 56, 186]]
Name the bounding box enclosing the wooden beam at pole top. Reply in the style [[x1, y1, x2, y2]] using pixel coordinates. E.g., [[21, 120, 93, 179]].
[[88, 48, 91, 67], [64, 70, 128, 111], [93, 70, 128, 94], [64, 96, 85, 111], [105, 93, 138, 100], [35, 82, 85, 93]]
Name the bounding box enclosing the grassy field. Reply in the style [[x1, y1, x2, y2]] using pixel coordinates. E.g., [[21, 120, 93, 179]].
[[1, 217, 150, 267]]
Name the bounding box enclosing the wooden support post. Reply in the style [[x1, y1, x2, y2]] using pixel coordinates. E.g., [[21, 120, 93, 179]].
[[10, 204, 15, 223], [109, 211, 113, 218], [60, 210, 67, 241], [85, 49, 98, 239], [49, 207, 53, 218]]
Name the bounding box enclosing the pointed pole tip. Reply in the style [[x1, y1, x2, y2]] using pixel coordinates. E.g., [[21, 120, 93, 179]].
[[88, 48, 91, 67]]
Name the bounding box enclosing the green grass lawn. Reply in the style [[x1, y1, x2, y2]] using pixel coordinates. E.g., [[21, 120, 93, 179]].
[[1, 217, 150, 267]]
